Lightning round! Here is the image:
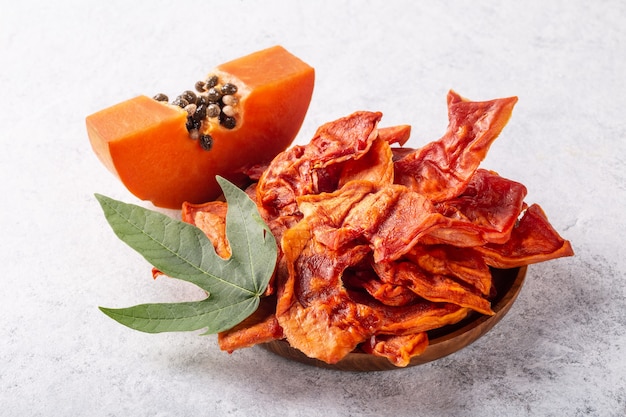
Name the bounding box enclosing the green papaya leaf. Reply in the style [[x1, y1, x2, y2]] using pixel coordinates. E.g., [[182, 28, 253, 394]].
[[95, 176, 277, 334]]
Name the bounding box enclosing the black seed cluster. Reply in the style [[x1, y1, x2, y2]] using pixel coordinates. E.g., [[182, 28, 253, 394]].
[[152, 74, 240, 151]]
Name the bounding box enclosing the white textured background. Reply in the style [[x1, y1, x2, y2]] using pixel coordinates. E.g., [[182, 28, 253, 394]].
[[2, 1, 625, 416]]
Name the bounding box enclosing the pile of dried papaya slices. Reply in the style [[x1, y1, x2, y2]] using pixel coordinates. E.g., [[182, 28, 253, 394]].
[[180, 91, 574, 367]]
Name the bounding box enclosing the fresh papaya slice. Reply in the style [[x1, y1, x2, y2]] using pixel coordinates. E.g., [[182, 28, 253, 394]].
[[86, 45, 315, 208]]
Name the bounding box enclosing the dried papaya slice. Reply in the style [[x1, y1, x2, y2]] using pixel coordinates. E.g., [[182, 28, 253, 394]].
[[256, 111, 382, 218], [373, 259, 494, 316], [394, 91, 518, 202], [476, 204, 575, 268], [217, 296, 283, 353], [406, 244, 493, 296], [361, 332, 429, 367], [423, 169, 528, 247]]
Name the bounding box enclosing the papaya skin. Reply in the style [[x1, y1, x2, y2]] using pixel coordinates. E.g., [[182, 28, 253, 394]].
[[86, 46, 315, 209]]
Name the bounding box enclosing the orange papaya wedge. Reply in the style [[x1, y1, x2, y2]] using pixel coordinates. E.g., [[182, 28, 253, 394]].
[[86, 45, 315, 208]]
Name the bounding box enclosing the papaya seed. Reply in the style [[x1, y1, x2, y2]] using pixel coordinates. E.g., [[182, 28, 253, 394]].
[[206, 75, 219, 88], [172, 97, 189, 108], [184, 103, 197, 116], [220, 115, 236, 129], [207, 103, 221, 118], [221, 83, 237, 95], [222, 105, 236, 117], [194, 104, 207, 120], [181, 90, 197, 104], [207, 87, 222, 102], [199, 134, 213, 150], [194, 80, 206, 92], [222, 94, 238, 106], [186, 117, 200, 132]]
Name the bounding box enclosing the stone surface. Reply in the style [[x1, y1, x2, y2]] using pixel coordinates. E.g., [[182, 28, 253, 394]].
[[1, 1, 625, 416]]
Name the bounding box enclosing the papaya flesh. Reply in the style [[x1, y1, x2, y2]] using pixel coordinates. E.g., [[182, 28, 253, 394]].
[[86, 46, 315, 208]]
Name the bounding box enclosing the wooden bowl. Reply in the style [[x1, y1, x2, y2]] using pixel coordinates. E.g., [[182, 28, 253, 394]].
[[260, 266, 527, 371]]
